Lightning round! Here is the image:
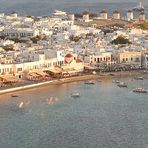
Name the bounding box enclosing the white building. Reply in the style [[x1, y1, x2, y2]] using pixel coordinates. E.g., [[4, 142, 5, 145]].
[[139, 12, 145, 21], [90, 51, 113, 65], [68, 14, 75, 21], [127, 10, 133, 21], [1, 28, 39, 39], [0, 13, 4, 17], [117, 51, 142, 66], [0, 40, 15, 46], [0, 51, 65, 76], [113, 10, 121, 20], [10, 12, 18, 18], [53, 10, 67, 16], [100, 10, 108, 19], [83, 14, 89, 22]]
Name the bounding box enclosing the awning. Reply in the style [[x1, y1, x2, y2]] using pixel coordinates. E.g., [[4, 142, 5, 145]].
[[29, 73, 40, 77], [0, 76, 18, 82], [48, 69, 62, 74], [36, 71, 47, 77]]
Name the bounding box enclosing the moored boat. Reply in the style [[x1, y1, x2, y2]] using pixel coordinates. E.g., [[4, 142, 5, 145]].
[[84, 80, 95, 84], [112, 80, 120, 84], [117, 82, 127, 87], [53, 10, 67, 15], [134, 77, 143, 80], [133, 88, 147, 93], [11, 94, 19, 97], [71, 92, 80, 97]]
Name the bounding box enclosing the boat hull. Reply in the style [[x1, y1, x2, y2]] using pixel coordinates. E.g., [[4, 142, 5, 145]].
[[117, 84, 127, 87], [133, 88, 147, 93]]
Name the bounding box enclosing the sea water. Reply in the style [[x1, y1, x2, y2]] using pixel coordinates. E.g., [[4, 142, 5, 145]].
[[0, 76, 148, 148], [0, 1, 147, 18]]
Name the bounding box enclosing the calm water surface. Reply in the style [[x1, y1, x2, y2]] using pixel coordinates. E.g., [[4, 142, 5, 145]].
[[0, 1, 147, 17], [0, 76, 148, 148]]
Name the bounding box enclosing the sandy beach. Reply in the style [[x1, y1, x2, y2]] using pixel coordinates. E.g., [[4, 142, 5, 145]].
[[0, 70, 147, 95]]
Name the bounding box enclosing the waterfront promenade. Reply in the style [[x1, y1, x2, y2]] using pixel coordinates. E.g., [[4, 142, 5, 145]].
[[0, 70, 146, 95]]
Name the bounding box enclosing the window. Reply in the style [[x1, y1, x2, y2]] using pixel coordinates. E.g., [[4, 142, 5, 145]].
[[48, 63, 51, 67], [17, 68, 22, 71], [135, 58, 140, 62]]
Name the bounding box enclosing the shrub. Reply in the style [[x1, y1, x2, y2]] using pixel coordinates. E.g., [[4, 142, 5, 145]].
[[111, 36, 131, 45]]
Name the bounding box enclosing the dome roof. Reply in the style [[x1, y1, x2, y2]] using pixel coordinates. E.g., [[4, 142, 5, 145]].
[[127, 10, 132, 13], [11, 11, 17, 14], [65, 54, 73, 58], [100, 10, 108, 14], [113, 10, 120, 14]]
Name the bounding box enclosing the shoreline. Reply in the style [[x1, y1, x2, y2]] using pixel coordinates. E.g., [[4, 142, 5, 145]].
[[0, 70, 147, 95], [0, 74, 101, 95]]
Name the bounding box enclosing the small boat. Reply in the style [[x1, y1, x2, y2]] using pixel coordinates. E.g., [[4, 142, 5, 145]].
[[117, 82, 127, 87], [133, 88, 147, 93], [53, 10, 67, 16], [71, 92, 80, 97], [19, 102, 24, 108], [134, 77, 143, 80], [11, 94, 19, 97], [84, 80, 95, 84], [112, 80, 120, 84]]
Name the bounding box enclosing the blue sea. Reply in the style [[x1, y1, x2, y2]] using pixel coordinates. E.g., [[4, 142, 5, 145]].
[[0, 0, 147, 17], [0, 76, 148, 148]]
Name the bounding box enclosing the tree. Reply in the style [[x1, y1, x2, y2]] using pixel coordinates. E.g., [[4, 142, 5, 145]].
[[31, 35, 42, 43], [0, 36, 6, 40], [69, 35, 80, 42], [75, 13, 82, 18], [2, 45, 14, 51], [111, 36, 131, 45]]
